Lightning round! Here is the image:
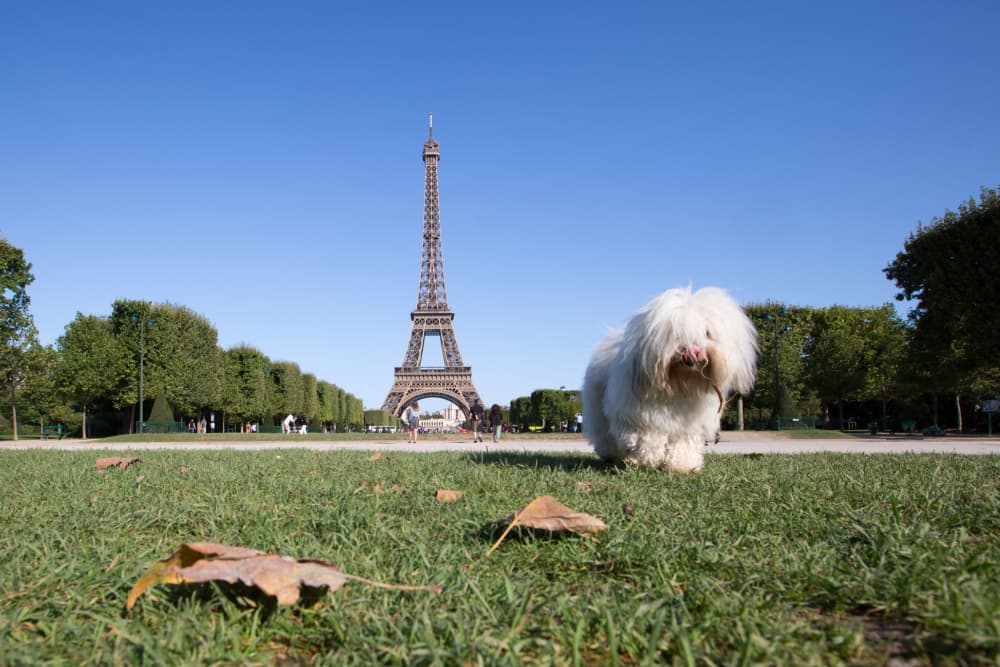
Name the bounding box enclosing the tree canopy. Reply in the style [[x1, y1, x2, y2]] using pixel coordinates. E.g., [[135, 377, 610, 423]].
[[54, 314, 128, 438], [885, 185, 1000, 389], [0, 240, 38, 438]]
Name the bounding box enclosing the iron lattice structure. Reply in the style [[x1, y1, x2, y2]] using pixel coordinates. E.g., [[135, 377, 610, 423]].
[[382, 117, 482, 418]]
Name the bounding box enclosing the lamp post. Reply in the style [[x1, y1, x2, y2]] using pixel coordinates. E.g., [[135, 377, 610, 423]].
[[131, 314, 153, 434]]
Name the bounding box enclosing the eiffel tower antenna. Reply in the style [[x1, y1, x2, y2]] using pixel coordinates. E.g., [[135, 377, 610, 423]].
[[382, 119, 481, 418]]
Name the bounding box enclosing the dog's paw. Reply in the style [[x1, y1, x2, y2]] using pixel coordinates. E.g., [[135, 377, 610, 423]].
[[659, 461, 703, 474]]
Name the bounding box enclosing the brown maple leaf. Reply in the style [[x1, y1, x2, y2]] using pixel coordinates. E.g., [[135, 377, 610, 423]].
[[126, 542, 440, 612], [486, 495, 607, 556]]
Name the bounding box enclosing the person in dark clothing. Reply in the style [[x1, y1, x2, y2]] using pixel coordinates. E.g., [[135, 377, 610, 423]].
[[489, 404, 503, 443], [470, 399, 485, 443]]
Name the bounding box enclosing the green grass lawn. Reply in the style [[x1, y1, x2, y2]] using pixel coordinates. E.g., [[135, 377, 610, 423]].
[[1, 449, 997, 665]]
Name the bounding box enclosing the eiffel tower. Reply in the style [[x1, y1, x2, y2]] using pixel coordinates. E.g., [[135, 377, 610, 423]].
[[382, 115, 482, 418]]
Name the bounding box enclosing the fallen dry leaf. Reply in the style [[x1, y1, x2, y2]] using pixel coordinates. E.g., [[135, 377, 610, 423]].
[[435, 489, 463, 503], [368, 452, 383, 461], [357, 478, 404, 494], [357, 478, 384, 493], [96, 457, 140, 471], [126, 542, 440, 612], [104, 554, 121, 573], [486, 495, 607, 556]]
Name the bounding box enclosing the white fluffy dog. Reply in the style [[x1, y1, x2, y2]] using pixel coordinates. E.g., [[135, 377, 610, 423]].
[[583, 287, 758, 472]]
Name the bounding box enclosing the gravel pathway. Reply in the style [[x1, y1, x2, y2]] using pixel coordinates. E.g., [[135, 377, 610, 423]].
[[1, 433, 997, 456]]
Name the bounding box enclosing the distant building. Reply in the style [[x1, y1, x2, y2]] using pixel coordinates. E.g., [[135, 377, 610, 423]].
[[419, 405, 465, 432]]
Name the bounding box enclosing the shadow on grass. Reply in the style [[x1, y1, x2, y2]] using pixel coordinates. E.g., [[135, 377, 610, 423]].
[[472, 520, 598, 546], [461, 450, 619, 473], [137, 580, 334, 621], [145, 581, 281, 619]]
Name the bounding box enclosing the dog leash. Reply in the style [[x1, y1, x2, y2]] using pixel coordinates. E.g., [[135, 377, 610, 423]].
[[713, 384, 726, 414]]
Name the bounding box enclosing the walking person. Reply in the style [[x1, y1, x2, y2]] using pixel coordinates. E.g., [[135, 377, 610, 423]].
[[489, 404, 503, 443], [405, 401, 420, 444], [470, 399, 485, 443]]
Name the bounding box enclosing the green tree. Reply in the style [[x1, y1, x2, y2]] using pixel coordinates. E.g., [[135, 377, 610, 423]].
[[346, 394, 363, 430], [885, 186, 1000, 372], [316, 381, 335, 429], [509, 396, 532, 431], [157, 304, 223, 416], [110, 301, 224, 428], [744, 303, 814, 421], [857, 305, 909, 420], [221, 345, 270, 427], [364, 409, 397, 427], [530, 389, 571, 431], [303, 373, 319, 429], [146, 391, 176, 432], [271, 361, 305, 418], [336, 388, 347, 429], [18, 344, 61, 434], [885, 186, 1000, 430], [54, 314, 127, 439], [804, 306, 870, 426], [0, 240, 38, 440]]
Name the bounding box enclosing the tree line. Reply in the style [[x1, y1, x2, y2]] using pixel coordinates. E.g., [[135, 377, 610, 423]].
[[0, 251, 363, 438], [2, 185, 997, 437], [509, 186, 999, 434]]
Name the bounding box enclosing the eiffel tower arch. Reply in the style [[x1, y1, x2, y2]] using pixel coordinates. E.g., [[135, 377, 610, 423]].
[[382, 115, 482, 418]]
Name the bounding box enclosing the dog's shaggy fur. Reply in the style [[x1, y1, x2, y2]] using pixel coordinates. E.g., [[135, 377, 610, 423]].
[[583, 287, 758, 472]]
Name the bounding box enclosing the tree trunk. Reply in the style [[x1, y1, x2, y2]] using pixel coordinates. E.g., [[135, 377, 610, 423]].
[[736, 396, 744, 431], [82, 404, 88, 439], [838, 401, 845, 429], [955, 391, 963, 432]]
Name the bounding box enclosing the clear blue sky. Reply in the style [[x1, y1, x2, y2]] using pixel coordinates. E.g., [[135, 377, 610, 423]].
[[2, 2, 997, 412]]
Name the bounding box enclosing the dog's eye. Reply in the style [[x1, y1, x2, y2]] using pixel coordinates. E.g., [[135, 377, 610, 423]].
[[705, 329, 713, 340]]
